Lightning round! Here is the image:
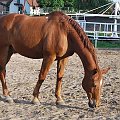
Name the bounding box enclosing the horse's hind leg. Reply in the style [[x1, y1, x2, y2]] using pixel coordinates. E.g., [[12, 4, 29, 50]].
[[0, 68, 8, 95], [32, 55, 56, 104], [55, 58, 68, 105], [0, 46, 13, 103]]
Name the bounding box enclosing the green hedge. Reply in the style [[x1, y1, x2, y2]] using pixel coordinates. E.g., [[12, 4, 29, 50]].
[[91, 40, 120, 48]]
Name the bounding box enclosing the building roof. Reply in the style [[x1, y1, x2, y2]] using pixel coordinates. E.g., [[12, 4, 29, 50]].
[[27, 0, 39, 7], [0, 0, 10, 1], [0, 0, 12, 2], [0, 0, 13, 5], [0, 0, 13, 7], [0, 0, 39, 7]]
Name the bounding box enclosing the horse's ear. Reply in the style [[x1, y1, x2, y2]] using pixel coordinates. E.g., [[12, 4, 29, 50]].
[[101, 67, 110, 74]]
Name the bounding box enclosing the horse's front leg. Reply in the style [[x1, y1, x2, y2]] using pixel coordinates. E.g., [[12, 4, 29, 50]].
[[32, 55, 56, 104], [55, 58, 68, 105]]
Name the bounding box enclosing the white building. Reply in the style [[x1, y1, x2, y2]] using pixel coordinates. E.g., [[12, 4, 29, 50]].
[[0, 0, 40, 15]]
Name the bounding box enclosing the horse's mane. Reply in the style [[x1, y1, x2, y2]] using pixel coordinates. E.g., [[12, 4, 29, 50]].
[[50, 11, 99, 69], [65, 15, 99, 69], [49, 12, 94, 49]]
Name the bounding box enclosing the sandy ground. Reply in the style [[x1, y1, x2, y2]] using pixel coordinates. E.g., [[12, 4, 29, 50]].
[[0, 49, 120, 120]]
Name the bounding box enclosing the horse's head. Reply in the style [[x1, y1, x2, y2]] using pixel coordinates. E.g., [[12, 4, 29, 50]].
[[82, 67, 110, 108]]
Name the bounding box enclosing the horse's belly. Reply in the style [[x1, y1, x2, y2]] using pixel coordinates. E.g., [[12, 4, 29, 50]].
[[19, 51, 43, 59], [13, 45, 43, 59]]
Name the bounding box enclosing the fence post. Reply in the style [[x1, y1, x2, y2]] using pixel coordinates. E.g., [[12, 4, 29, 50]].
[[95, 32, 98, 48], [95, 38, 98, 48]]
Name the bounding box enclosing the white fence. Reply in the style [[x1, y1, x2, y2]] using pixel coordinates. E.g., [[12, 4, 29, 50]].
[[0, 11, 120, 47], [76, 20, 120, 47], [30, 7, 40, 16]]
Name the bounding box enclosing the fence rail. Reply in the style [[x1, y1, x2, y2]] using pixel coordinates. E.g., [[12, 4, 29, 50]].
[[0, 10, 119, 47], [76, 20, 120, 47]]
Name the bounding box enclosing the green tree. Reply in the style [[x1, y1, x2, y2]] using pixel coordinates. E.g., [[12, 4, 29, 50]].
[[74, 0, 112, 12], [64, 0, 74, 7], [38, 0, 51, 7], [50, 0, 64, 10], [38, 0, 112, 13]]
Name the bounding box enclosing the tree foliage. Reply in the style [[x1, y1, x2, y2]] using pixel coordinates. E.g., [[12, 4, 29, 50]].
[[64, 0, 75, 7], [38, 0, 112, 12], [38, 0, 51, 7], [76, 0, 112, 11], [50, 0, 64, 10]]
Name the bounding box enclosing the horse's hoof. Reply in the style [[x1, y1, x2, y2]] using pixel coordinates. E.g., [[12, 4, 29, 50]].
[[5, 96, 14, 103], [32, 97, 40, 105], [56, 100, 65, 106], [0, 95, 14, 103]]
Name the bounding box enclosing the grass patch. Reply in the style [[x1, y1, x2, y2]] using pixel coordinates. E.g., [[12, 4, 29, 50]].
[[91, 40, 120, 48]]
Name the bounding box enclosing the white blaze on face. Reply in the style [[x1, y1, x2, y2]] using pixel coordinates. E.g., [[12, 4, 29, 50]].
[[100, 78, 103, 87], [46, 16, 48, 19]]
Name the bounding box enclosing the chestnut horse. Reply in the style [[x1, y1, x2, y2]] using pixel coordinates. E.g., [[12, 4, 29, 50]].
[[0, 11, 109, 108]]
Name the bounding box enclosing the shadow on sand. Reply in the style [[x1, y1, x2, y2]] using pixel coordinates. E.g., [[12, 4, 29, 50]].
[[0, 95, 89, 111]]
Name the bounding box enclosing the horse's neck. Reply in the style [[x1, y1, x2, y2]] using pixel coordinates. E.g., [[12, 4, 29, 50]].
[[71, 33, 98, 73], [78, 48, 97, 73]]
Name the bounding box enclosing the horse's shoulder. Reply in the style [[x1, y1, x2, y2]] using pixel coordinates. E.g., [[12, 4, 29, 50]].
[[0, 14, 17, 30]]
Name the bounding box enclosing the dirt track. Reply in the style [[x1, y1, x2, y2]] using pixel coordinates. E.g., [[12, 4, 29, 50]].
[[0, 50, 120, 120]]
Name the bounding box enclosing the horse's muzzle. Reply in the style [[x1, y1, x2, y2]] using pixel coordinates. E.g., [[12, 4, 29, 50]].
[[88, 99, 96, 108]]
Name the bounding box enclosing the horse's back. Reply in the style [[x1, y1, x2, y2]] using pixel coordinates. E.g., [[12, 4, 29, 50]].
[[0, 13, 18, 31], [9, 13, 68, 59], [0, 12, 70, 59], [0, 13, 21, 48], [8, 14, 49, 58]]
